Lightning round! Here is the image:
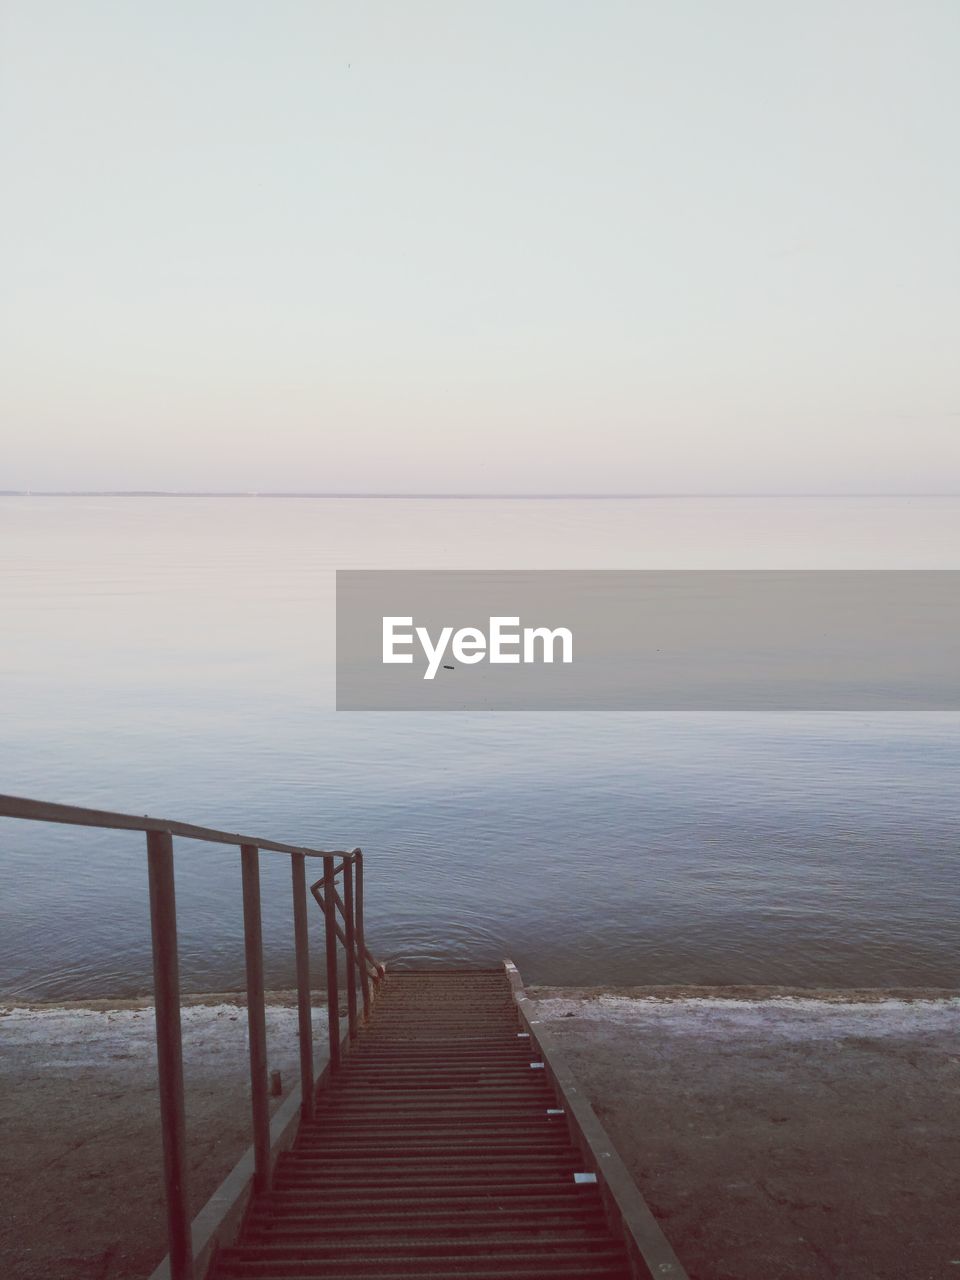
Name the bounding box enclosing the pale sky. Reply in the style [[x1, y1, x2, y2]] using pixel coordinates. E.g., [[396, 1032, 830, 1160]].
[[2, 1, 958, 493]]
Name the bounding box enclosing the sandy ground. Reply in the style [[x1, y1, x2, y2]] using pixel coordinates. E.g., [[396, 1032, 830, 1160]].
[[0, 998, 331, 1280], [1, 988, 958, 1280], [529, 989, 960, 1280]]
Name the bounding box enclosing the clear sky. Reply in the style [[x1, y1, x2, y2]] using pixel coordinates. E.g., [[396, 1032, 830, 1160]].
[[2, 1, 958, 493]]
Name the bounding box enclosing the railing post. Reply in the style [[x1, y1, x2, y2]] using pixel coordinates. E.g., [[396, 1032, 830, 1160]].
[[240, 843, 270, 1193], [290, 853, 314, 1120], [146, 830, 194, 1280], [343, 857, 359, 1041], [323, 854, 341, 1070], [355, 849, 371, 1021]]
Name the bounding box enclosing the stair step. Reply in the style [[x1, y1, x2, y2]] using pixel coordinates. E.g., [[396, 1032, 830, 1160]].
[[244, 1233, 613, 1251], [246, 1211, 606, 1232], [216, 1262, 629, 1279], [216, 1251, 627, 1277], [271, 1176, 586, 1192]]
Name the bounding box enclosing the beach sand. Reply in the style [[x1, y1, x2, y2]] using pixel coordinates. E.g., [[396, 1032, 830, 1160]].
[[528, 988, 960, 1280], [1, 988, 958, 1280]]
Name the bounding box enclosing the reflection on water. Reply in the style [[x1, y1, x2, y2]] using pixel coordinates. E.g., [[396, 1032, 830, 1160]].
[[1, 497, 958, 997]]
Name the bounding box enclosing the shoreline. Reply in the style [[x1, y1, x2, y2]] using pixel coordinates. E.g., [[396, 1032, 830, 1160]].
[[4, 980, 959, 1013]]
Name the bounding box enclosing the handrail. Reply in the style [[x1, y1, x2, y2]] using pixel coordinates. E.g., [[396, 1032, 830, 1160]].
[[0, 792, 358, 859], [311, 876, 382, 975], [0, 792, 382, 1280], [310, 874, 382, 1034]]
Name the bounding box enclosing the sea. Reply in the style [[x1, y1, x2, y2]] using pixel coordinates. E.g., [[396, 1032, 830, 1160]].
[[1, 495, 958, 998]]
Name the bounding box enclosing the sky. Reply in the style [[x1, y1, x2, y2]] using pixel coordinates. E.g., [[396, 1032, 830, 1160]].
[[1, 1, 958, 494]]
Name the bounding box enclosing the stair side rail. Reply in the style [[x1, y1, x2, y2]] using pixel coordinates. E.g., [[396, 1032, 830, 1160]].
[[0, 792, 382, 1280]]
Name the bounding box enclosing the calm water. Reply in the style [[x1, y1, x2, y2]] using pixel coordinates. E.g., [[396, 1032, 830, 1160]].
[[1, 496, 958, 997]]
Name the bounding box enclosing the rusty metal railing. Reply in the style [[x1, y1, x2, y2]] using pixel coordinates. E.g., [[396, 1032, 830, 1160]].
[[0, 792, 382, 1280], [310, 858, 384, 1045]]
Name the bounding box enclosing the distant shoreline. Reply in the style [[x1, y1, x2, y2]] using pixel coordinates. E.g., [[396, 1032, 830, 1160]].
[[3, 491, 959, 500]]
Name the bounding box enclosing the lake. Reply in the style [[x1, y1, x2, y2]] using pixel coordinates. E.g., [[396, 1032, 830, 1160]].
[[1, 495, 958, 997]]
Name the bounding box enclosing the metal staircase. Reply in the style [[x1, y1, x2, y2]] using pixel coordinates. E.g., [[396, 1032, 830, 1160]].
[[213, 969, 632, 1279], [0, 794, 688, 1280]]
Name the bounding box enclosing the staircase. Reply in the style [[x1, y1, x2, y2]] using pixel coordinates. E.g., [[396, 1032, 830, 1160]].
[[212, 968, 633, 1279], [0, 795, 686, 1280]]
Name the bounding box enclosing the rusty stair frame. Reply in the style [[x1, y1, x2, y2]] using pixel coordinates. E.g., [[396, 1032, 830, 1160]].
[[0, 792, 384, 1280], [172, 959, 689, 1280], [1, 792, 688, 1280], [505, 960, 688, 1280], [148, 979, 372, 1280]]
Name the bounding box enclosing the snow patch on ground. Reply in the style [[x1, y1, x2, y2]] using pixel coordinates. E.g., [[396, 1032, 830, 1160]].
[[0, 1002, 328, 1070], [533, 992, 960, 1042]]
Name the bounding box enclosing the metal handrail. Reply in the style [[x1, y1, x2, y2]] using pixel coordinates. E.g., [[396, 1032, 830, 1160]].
[[311, 875, 382, 974], [0, 791, 382, 1280], [0, 792, 358, 858], [310, 875, 382, 1031]]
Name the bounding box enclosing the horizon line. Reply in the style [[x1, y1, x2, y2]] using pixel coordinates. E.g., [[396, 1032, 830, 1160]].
[[1, 490, 960, 500]]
